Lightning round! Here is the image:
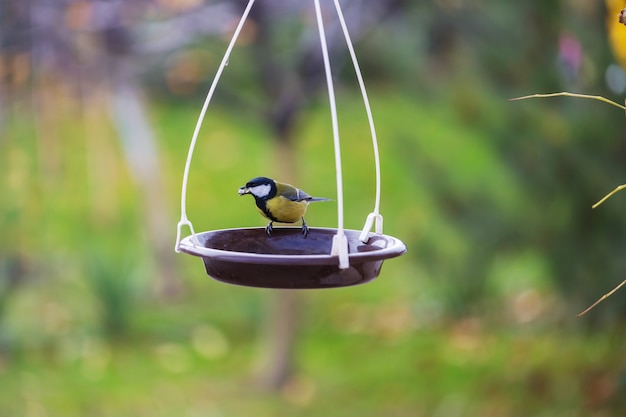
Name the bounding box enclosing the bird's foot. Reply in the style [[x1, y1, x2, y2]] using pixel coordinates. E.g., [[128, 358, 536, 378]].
[[265, 221, 274, 236], [301, 218, 309, 238]]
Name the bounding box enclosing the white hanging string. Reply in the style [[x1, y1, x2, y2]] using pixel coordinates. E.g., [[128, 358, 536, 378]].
[[176, 0, 376, 268], [314, 0, 349, 269], [331, 0, 383, 243], [174, 0, 256, 252]]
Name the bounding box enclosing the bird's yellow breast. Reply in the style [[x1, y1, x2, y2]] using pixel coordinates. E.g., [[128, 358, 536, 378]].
[[264, 196, 308, 223]]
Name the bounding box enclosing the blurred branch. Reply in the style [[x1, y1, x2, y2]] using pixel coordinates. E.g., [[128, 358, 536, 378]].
[[510, 92, 626, 113], [512, 88, 626, 318], [136, 3, 235, 55], [592, 184, 626, 209], [106, 54, 181, 298], [577, 280, 626, 318]]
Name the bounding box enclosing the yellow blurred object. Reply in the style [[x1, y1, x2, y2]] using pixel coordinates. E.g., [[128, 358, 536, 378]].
[[606, 0, 626, 69]]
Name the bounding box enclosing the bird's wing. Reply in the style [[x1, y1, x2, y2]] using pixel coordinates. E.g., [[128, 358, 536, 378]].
[[276, 182, 313, 202], [275, 182, 330, 202]]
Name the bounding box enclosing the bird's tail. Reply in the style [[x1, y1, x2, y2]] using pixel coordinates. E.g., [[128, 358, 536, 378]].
[[308, 197, 332, 202]]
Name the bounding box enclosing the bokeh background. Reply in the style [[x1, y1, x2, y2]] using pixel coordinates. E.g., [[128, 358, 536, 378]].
[[2, 0, 626, 416]]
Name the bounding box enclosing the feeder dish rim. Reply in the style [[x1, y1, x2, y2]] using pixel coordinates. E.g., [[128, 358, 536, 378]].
[[177, 227, 406, 266]]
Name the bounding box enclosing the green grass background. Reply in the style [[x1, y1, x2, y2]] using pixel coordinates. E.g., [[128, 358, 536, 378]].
[[1, 81, 626, 416]]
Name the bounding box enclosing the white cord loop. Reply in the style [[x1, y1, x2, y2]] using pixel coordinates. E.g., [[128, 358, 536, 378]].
[[359, 212, 383, 243], [175, 217, 199, 251], [331, 0, 383, 243], [174, 0, 256, 252], [314, 0, 349, 269]]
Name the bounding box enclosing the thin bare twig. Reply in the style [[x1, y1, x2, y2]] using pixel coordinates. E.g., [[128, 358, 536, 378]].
[[592, 184, 626, 209], [509, 92, 626, 113], [577, 280, 626, 318], [511, 91, 626, 318]]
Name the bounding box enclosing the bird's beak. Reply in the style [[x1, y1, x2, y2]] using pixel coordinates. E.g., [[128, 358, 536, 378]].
[[238, 186, 249, 196]]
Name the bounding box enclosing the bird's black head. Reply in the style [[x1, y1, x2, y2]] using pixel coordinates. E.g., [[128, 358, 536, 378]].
[[238, 177, 277, 200], [245, 177, 273, 188]]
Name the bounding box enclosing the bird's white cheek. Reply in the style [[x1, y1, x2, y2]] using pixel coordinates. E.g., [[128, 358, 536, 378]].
[[249, 184, 271, 198]]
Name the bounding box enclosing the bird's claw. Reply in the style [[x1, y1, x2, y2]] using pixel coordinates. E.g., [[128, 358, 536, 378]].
[[265, 220, 309, 237], [301, 218, 309, 238]]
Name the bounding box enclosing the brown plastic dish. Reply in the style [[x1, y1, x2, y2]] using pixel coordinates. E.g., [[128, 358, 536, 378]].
[[178, 227, 407, 289]]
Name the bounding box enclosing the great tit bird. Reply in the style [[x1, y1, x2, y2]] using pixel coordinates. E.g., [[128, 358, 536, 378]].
[[238, 176, 330, 237]]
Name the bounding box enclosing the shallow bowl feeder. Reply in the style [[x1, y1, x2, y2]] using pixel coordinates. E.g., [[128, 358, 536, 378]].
[[179, 228, 406, 289], [174, 0, 407, 288]]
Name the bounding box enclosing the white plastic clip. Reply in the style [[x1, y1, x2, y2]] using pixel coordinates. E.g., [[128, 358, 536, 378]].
[[174, 217, 199, 252], [331, 231, 350, 269], [359, 212, 383, 243]]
